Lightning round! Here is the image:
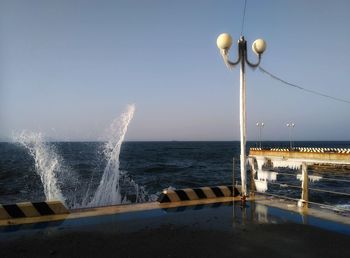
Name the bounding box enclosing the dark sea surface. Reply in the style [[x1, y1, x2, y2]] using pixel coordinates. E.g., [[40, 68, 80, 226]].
[[0, 141, 349, 209]]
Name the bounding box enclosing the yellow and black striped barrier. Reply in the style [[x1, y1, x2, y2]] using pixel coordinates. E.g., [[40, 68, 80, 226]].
[[0, 201, 69, 220], [158, 185, 240, 203]]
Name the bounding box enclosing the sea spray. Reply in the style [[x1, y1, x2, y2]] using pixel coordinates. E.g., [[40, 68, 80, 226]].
[[13, 104, 146, 208], [119, 171, 148, 203], [88, 104, 136, 207], [14, 131, 66, 204]]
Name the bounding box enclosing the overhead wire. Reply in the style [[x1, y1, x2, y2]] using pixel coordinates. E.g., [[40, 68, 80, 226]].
[[238, 0, 350, 105], [240, 0, 247, 36], [259, 66, 350, 105], [239, 1, 350, 212]]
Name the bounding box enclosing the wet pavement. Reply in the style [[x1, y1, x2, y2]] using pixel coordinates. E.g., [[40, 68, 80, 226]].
[[1, 200, 350, 257]]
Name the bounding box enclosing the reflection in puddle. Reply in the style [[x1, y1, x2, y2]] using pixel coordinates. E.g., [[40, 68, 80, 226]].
[[231, 200, 350, 235], [232, 201, 279, 225]]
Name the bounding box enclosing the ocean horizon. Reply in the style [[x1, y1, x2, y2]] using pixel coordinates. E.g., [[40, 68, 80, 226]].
[[1, 140, 349, 209]]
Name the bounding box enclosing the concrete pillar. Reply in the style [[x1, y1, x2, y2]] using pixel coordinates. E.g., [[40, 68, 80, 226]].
[[298, 162, 308, 208]]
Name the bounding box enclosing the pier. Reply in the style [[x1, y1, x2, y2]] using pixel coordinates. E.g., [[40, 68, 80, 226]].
[[249, 147, 350, 208]]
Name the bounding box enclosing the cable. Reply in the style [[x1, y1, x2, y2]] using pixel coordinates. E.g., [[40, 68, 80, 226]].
[[269, 182, 301, 189], [240, 0, 247, 36], [268, 181, 350, 196], [308, 187, 350, 196], [256, 191, 350, 212], [315, 177, 350, 184], [323, 174, 350, 180], [273, 172, 350, 183], [259, 66, 350, 105]]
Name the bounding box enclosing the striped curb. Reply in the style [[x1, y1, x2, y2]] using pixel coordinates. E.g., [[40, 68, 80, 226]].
[[0, 201, 69, 220], [251, 147, 350, 154], [158, 185, 240, 203]]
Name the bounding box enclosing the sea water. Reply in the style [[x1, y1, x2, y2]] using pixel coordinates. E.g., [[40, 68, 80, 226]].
[[1, 134, 349, 209]]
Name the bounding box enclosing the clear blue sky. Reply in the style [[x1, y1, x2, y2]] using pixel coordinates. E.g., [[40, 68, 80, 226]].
[[1, 0, 349, 141]]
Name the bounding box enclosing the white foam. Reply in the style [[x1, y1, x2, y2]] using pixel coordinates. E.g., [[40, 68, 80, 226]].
[[296, 174, 322, 182], [119, 170, 147, 203], [254, 179, 268, 192], [14, 131, 65, 204], [257, 170, 278, 182], [89, 104, 135, 207]]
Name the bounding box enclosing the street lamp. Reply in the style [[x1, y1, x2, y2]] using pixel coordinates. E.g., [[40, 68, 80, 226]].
[[256, 122, 264, 149], [286, 122, 295, 150], [217, 33, 266, 198]]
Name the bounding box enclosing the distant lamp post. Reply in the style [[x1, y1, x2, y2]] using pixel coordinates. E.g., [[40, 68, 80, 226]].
[[216, 33, 266, 198], [256, 122, 264, 149], [286, 122, 295, 150]]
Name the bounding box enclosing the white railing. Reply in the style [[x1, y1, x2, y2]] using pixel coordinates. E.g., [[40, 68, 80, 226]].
[[248, 157, 350, 213]]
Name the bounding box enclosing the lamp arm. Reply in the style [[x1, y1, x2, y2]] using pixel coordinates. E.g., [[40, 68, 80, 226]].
[[220, 48, 241, 68], [245, 52, 261, 68]]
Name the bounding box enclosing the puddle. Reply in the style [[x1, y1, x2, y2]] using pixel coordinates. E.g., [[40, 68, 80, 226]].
[[1, 200, 350, 240]]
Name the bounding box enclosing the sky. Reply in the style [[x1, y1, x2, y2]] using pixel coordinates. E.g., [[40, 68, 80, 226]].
[[0, 0, 350, 141]]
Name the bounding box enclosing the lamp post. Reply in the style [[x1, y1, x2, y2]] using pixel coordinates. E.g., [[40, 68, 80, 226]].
[[216, 34, 266, 198], [256, 122, 264, 149], [286, 122, 295, 150]]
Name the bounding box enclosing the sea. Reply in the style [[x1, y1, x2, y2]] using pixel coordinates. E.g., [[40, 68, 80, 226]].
[[0, 140, 349, 210]]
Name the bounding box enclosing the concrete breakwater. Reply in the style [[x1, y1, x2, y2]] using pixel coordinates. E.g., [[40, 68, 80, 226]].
[[250, 147, 350, 166]]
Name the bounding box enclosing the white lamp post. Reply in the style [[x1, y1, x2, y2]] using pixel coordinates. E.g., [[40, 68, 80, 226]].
[[286, 122, 295, 150], [217, 34, 266, 198], [256, 122, 264, 149]]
